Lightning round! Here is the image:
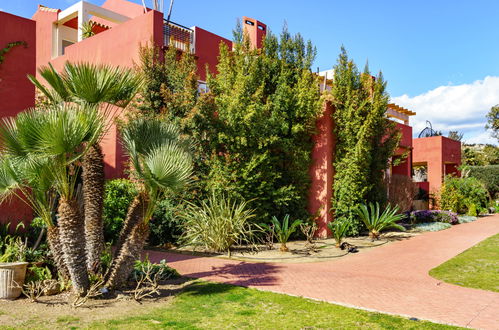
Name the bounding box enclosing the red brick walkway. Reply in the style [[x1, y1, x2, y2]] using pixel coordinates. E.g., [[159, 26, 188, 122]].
[[146, 215, 499, 329]]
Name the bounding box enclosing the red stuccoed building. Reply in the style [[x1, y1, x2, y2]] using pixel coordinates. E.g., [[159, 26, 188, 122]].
[[0, 0, 459, 234]]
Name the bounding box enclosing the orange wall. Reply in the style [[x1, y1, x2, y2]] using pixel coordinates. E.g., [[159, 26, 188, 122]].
[[34, 10, 164, 179], [413, 136, 461, 194], [0, 12, 36, 225], [308, 102, 334, 237], [194, 27, 232, 81], [0, 12, 36, 117]]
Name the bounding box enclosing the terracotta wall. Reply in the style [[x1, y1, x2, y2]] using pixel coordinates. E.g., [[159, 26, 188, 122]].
[[35, 10, 164, 179], [413, 136, 461, 194], [193, 27, 232, 81], [308, 102, 334, 237], [0, 12, 36, 225]]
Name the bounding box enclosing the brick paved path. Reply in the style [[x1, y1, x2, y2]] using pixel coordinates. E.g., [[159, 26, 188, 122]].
[[146, 215, 499, 329]]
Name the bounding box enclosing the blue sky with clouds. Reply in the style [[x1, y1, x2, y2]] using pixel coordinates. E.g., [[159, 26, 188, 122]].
[[3, 0, 499, 144]]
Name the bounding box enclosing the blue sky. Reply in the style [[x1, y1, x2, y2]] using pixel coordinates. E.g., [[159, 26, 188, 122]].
[[3, 0, 499, 143]]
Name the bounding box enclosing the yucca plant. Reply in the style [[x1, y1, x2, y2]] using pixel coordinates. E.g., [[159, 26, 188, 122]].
[[327, 219, 350, 247], [262, 215, 302, 252], [29, 62, 142, 272], [355, 202, 405, 240], [105, 118, 192, 289], [180, 194, 257, 254]]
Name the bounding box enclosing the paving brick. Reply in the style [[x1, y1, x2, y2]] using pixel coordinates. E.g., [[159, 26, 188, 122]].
[[146, 215, 499, 329]]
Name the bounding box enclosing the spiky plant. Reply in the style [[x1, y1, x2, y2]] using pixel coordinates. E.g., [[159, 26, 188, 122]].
[[327, 219, 350, 247], [29, 62, 142, 272], [355, 202, 405, 240], [105, 118, 192, 288], [0, 104, 105, 294], [262, 215, 302, 252]]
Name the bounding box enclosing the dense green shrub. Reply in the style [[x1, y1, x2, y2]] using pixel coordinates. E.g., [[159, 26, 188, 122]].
[[467, 165, 499, 198], [440, 176, 487, 214], [331, 49, 401, 235], [103, 179, 137, 243], [149, 198, 184, 247]]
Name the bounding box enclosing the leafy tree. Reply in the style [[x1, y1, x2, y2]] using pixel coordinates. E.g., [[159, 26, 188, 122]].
[[486, 105, 499, 141], [462, 144, 499, 166], [190, 25, 321, 223], [331, 48, 400, 235]]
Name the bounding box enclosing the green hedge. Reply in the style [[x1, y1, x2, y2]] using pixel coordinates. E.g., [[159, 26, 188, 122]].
[[467, 165, 499, 198]]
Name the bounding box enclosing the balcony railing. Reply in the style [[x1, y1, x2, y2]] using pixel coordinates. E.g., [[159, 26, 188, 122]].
[[164, 20, 194, 53]]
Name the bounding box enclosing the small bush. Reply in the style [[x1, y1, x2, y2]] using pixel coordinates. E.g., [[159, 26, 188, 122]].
[[149, 198, 184, 247], [440, 176, 487, 214], [103, 179, 137, 243], [180, 194, 259, 253], [262, 215, 302, 252], [457, 215, 478, 224], [407, 210, 458, 225], [356, 202, 405, 239], [467, 204, 478, 216], [412, 222, 451, 232], [131, 256, 179, 282]]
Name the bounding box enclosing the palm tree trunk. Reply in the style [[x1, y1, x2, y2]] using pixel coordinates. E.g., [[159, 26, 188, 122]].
[[104, 193, 147, 282], [46, 226, 70, 279], [106, 221, 150, 289], [82, 143, 105, 272], [105, 194, 149, 289], [58, 197, 90, 295]]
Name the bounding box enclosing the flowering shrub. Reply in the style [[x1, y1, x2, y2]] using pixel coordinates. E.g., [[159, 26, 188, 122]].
[[407, 210, 458, 225]]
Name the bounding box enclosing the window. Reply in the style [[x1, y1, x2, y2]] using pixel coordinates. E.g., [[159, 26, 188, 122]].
[[61, 40, 74, 55]]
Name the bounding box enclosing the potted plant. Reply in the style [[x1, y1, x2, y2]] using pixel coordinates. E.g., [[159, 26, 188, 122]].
[[0, 237, 29, 299]]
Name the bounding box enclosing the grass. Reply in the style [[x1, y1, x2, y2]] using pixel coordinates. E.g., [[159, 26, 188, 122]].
[[88, 281, 458, 329], [430, 233, 499, 292]]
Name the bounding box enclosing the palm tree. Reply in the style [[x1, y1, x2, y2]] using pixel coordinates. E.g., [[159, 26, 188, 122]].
[[0, 156, 69, 278], [29, 62, 142, 272], [0, 104, 105, 294], [105, 118, 192, 288]]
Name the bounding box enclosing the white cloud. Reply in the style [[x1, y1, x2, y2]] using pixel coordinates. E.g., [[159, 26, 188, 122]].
[[392, 76, 499, 145]]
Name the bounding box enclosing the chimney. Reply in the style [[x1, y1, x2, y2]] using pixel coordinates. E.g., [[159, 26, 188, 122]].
[[242, 16, 266, 49]]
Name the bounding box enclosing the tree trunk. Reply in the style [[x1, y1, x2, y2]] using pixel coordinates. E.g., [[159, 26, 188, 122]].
[[46, 226, 69, 279], [82, 144, 105, 272], [105, 194, 149, 289], [104, 193, 147, 282], [58, 197, 90, 295], [106, 221, 149, 289]]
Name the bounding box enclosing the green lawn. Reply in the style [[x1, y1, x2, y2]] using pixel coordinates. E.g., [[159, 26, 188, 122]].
[[430, 233, 499, 292], [87, 281, 457, 329]]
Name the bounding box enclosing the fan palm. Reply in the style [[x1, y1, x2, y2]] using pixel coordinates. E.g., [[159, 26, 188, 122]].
[[355, 202, 405, 240], [105, 118, 192, 288], [0, 156, 68, 278], [0, 104, 105, 294], [29, 62, 142, 271]]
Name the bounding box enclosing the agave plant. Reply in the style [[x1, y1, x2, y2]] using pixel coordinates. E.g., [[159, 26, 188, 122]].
[[180, 194, 257, 254], [0, 104, 105, 294], [105, 118, 192, 288], [327, 219, 350, 247], [29, 62, 142, 272], [262, 215, 302, 252], [355, 202, 405, 240]]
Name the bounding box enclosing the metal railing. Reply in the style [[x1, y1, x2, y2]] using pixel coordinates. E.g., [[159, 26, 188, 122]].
[[164, 20, 194, 53]]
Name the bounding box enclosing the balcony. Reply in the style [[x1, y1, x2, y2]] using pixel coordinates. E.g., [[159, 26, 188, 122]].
[[164, 20, 194, 53]]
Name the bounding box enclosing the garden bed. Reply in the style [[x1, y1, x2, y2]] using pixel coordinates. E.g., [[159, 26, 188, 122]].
[[0, 277, 193, 328], [163, 231, 420, 263]]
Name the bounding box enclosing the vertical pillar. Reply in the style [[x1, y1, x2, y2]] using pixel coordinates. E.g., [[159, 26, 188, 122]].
[[77, 4, 89, 42], [308, 101, 334, 238]]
